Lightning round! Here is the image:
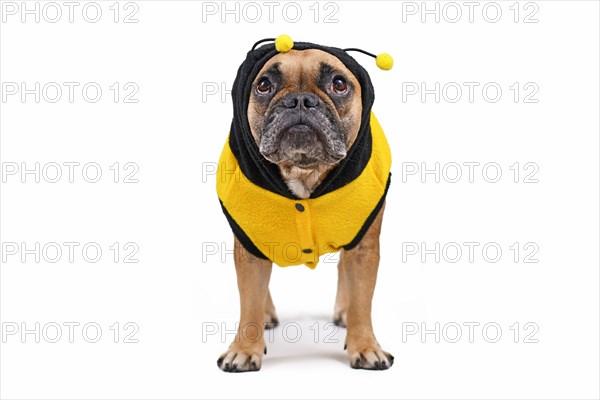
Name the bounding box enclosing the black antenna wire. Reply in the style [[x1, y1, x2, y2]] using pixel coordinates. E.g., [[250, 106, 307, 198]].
[[251, 38, 275, 51], [343, 48, 377, 59]]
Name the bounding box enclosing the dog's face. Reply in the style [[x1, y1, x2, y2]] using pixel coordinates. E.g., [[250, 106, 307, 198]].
[[248, 49, 362, 169]]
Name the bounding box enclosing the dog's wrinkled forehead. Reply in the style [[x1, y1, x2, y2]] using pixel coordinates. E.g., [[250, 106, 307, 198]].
[[253, 49, 360, 92]]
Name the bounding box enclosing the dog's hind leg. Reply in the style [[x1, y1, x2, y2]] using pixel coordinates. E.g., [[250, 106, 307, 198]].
[[264, 289, 279, 329], [333, 254, 349, 327]]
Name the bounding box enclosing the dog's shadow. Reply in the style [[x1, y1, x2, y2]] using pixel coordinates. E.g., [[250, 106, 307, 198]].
[[266, 352, 348, 366], [263, 315, 348, 366]]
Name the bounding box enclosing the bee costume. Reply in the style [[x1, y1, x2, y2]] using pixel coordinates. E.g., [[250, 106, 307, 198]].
[[217, 35, 393, 269]]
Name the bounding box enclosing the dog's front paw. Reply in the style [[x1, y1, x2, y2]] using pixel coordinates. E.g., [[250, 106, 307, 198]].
[[346, 340, 394, 370], [217, 343, 265, 373]]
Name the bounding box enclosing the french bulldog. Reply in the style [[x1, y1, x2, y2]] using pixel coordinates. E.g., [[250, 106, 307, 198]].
[[216, 43, 393, 372]]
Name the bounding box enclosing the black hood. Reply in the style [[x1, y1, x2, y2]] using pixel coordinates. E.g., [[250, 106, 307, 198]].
[[228, 41, 376, 199]]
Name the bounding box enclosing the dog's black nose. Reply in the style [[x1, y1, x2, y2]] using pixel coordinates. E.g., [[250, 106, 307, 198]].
[[282, 92, 320, 109]]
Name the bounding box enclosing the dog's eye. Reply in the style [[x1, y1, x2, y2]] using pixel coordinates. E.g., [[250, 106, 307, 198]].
[[256, 78, 273, 94], [330, 76, 348, 95]]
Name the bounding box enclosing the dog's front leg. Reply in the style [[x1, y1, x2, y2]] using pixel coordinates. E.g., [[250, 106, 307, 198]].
[[341, 204, 394, 370], [217, 236, 272, 372]]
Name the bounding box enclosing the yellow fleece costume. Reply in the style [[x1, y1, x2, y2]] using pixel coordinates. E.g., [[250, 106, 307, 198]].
[[216, 36, 393, 269]]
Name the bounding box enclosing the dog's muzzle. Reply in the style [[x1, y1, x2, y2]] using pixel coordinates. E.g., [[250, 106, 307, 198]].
[[259, 93, 347, 165]]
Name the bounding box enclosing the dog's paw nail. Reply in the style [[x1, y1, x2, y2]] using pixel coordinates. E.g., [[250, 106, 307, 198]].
[[351, 355, 364, 369], [264, 346, 267, 355], [343, 343, 347, 350], [386, 353, 395, 365], [217, 356, 224, 368]]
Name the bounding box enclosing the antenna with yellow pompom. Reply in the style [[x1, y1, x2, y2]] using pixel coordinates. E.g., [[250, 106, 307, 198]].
[[342, 48, 394, 71], [251, 34, 294, 52], [274, 34, 294, 52], [250, 34, 393, 71]]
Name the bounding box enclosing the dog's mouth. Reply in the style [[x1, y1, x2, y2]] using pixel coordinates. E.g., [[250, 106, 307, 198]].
[[286, 124, 312, 134], [259, 112, 347, 167]]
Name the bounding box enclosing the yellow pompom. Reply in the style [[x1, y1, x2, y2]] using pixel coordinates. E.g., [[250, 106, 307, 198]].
[[375, 53, 394, 70], [275, 34, 294, 53]]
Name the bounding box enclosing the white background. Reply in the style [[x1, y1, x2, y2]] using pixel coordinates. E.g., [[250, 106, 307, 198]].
[[1, 1, 599, 399]]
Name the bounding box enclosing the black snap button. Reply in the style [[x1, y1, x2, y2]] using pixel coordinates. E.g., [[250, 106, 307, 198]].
[[295, 203, 305, 212], [303, 248, 313, 254]]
